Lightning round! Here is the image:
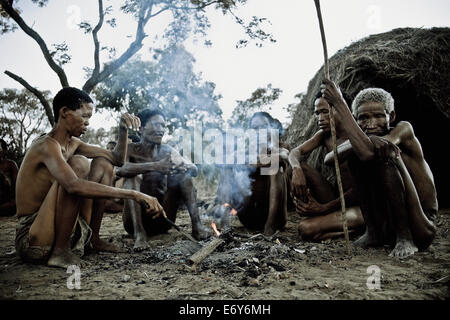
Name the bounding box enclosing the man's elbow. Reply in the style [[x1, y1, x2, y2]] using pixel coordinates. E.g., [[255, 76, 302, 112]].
[[112, 156, 125, 167], [64, 179, 83, 195]]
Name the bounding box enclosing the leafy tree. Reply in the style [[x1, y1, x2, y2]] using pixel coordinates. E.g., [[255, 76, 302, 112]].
[[80, 126, 119, 148], [93, 45, 224, 134], [228, 83, 282, 128], [0, 0, 275, 126], [0, 88, 51, 162]]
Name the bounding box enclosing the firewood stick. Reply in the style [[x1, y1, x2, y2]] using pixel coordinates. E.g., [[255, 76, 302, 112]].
[[314, 0, 351, 255], [188, 237, 225, 266]]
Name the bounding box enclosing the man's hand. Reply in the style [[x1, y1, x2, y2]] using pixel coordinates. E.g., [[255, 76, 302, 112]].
[[321, 79, 346, 108], [135, 193, 166, 219], [291, 167, 308, 203], [119, 113, 141, 131], [152, 156, 178, 174], [168, 152, 198, 176], [369, 135, 401, 161], [294, 189, 326, 216]]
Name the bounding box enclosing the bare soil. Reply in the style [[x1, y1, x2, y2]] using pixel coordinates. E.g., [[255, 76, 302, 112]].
[[0, 181, 449, 301]]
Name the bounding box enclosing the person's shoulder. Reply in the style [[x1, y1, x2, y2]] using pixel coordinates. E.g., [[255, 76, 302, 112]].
[[392, 121, 416, 140], [395, 121, 414, 131]]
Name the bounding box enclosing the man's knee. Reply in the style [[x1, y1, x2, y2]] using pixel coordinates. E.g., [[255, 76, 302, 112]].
[[298, 219, 318, 239], [90, 157, 114, 184], [68, 155, 91, 179]]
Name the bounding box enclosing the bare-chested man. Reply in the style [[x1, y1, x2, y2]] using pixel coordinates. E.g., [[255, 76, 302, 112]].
[[322, 80, 437, 258], [115, 109, 209, 251], [218, 112, 288, 236], [0, 139, 18, 216], [15, 87, 165, 268], [288, 93, 364, 241]]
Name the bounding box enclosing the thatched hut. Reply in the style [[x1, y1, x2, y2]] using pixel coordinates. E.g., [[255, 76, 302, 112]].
[[284, 27, 450, 207]]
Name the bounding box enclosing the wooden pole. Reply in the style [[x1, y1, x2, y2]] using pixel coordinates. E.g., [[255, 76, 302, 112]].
[[313, 0, 351, 255]]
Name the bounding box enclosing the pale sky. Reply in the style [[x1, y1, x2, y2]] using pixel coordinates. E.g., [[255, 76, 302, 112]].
[[1, 0, 449, 130]]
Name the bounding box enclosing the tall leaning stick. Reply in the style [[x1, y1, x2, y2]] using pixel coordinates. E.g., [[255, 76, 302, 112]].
[[313, 0, 351, 255]]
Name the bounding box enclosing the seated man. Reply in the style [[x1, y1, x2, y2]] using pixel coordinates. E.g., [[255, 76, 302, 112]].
[[0, 138, 19, 216], [15, 87, 165, 268], [288, 93, 364, 241], [217, 112, 288, 236], [322, 80, 437, 258], [115, 109, 209, 251]]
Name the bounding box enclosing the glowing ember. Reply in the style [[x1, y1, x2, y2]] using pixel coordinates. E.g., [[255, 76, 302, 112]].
[[211, 222, 221, 237], [223, 203, 237, 216]]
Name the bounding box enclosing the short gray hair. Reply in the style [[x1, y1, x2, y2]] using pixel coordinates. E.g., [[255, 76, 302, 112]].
[[351, 88, 395, 116]]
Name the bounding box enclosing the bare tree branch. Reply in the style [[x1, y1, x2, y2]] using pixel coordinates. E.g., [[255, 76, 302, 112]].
[[0, 0, 69, 88], [92, 0, 105, 79], [82, 1, 154, 93], [4, 70, 55, 126]]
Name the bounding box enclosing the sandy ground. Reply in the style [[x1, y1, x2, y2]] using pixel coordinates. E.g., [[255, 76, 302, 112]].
[[0, 179, 449, 301]]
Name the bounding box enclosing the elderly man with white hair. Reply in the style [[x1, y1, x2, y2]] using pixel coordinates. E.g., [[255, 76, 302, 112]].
[[321, 80, 437, 258]]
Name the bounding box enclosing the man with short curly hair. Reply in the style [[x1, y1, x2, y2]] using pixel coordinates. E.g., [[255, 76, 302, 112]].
[[322, 81, 437, 258]]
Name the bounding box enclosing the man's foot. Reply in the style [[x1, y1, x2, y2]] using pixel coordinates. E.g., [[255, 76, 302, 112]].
[[91, 238, 125, 253], [47, 248, 83, 269], [389, 239, 418, 258], [133, 234, 151, 252], [353, 231, 381, 248], [264, 225, 276, 237], [192, 224, 210, 240]]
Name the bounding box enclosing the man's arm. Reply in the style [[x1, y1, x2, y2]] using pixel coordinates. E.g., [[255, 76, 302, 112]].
[[295, 187, 358, 216], [288, 131, 324, 200], [42, 139, 164, 215], [76, 113, 140, 166], [322, 79, 376, 161], [116, 146, 196, 178], [115, 158, 173, 178], [324, 139, 354, 166], [324, 122, 409, 166]]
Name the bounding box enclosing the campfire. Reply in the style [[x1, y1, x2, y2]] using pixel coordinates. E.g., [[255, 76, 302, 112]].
[[188, 203, 240, 269], [204, 202, 238, 236]]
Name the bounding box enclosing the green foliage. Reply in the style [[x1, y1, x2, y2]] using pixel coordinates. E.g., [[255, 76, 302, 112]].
[[228, 83, 282, 128], [93, 45, 224, 133], [80, 126, 119, 148], [0, 88, 51, 162]]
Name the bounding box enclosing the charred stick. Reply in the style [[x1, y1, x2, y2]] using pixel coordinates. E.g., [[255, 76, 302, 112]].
[[188, 237, 225, 266]]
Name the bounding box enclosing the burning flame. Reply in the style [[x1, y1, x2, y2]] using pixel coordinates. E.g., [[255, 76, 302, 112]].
[[223, 203, 237, 216], [211, 222, 221, 237]]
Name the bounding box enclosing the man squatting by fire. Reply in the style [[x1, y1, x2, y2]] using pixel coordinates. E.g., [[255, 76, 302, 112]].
[[14, 88, 166, 268], [214, 112, 290, 236], [321, 79, 437, 258], [115, 109, 210, 251]]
